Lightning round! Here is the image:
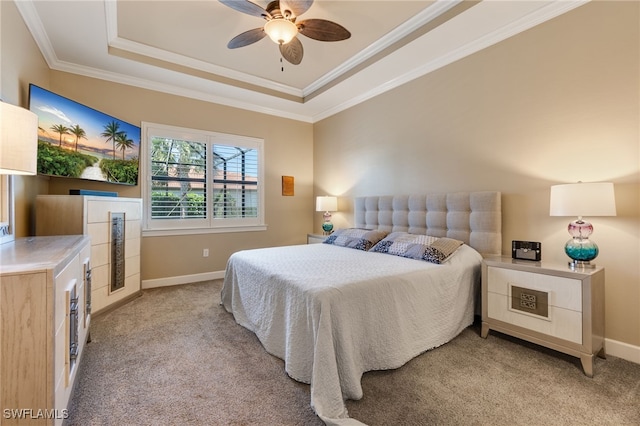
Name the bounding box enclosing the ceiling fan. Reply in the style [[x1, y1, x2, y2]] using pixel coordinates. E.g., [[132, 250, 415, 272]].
[[219, 0, 351, 65]]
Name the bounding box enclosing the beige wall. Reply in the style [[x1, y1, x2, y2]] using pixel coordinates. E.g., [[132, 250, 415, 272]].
[[314, 1, 640, 347], [0, 0, 51, 236]]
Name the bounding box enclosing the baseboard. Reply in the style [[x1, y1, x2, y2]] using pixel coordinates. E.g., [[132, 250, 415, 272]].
[[141, 271, 225, 289], [92, 291, 142, 317], [606, 337, 640, 365]]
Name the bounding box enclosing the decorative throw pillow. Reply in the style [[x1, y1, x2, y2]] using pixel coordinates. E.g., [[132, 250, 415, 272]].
[[371, 232, 463, 264], [324, 228, 388, 251]]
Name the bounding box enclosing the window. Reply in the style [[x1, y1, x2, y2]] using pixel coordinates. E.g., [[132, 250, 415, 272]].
[[141, 123, 265, 235]]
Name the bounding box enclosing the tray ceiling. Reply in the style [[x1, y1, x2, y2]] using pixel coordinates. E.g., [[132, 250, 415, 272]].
[[15, 0, 587, 122]]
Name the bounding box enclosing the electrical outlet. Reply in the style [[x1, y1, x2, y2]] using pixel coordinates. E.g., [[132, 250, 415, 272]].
[[203, 248, 209, 257]]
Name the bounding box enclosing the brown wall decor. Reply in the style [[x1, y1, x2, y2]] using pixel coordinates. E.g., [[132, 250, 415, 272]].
[[282, 176, 294, 196]]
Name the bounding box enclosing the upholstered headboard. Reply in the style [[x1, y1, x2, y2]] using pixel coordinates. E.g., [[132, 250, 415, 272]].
[[354, 192, 502, 256]]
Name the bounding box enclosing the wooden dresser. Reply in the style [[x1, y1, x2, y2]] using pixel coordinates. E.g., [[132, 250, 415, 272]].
[[0, 236, 91, 425], [36, 195, 142, 315]]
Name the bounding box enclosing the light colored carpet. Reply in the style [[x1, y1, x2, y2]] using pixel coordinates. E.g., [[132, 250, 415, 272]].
[[68, 280, 640, 425]]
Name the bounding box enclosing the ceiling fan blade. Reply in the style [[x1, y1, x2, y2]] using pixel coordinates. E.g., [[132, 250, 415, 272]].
[[227, 28, 266, 49], [279, 37, 303, 65], [297, 19, 350, 42], [219, 0, 271, 19], [278, 0, 313, 18]]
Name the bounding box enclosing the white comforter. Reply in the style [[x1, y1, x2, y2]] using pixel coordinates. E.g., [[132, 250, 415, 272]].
[[221, 243, 482, 425]]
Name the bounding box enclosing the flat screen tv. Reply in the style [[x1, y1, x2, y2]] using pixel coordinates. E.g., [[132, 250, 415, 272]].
[[28, 84, 140, 185]]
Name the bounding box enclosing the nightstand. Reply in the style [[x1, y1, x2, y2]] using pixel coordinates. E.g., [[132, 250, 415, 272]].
[[307, 233, 327, 244], [481, 257, 605, 377]]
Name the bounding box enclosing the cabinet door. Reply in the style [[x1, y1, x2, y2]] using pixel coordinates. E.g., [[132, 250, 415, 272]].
[[1, 272, 48, 418], [54, 253, 81, 419]]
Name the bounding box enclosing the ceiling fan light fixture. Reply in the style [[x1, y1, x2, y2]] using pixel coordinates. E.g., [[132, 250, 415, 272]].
[[264, 18, 298, 45]]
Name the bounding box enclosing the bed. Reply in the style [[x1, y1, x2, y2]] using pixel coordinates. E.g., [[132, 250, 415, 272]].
[[221, 192, 502, 425]]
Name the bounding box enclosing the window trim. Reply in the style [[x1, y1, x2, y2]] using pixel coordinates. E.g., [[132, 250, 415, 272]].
[[141, 122, 265, 236]]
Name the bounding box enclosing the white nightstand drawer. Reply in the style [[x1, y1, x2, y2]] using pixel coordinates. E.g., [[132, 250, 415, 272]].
[[487, 292, 582, 344], [487, 266, 582, 312]]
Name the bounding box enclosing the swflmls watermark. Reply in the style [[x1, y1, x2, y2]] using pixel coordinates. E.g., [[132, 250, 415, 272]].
[[3, 408, 69, 420]]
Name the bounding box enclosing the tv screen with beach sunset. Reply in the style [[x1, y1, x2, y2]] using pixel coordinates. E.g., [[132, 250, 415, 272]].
[[29, 84, 140, 185]]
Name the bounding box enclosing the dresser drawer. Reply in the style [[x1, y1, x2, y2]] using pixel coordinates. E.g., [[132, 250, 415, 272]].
[[486, 292, 583, 344], [486, 266, 583, 344], [86, 199, 142, 223], [487, 266, 582, 311]]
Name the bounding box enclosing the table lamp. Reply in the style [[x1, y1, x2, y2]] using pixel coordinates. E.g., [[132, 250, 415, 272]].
[[316, 196, 337, 235], [549, 182, 616, 269], [0, 102, 38, 245]]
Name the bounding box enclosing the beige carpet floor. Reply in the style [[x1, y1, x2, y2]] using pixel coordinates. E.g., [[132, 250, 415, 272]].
[[67, 280, 640, 425]]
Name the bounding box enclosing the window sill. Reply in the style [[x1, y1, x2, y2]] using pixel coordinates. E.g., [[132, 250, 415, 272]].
[[142, 224, 267, 237]]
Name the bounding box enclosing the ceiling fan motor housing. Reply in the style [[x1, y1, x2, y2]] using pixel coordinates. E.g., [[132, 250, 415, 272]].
[[267, 1, 291, 19]]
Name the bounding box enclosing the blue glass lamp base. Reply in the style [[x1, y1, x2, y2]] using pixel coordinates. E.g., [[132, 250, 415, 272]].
[[565, 237, 598, 269], [322, 221, 334, 235]]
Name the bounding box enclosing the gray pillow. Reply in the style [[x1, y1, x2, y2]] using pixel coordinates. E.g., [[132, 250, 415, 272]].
[[371, 232, 463, 264], [324, 228, 388, 251]]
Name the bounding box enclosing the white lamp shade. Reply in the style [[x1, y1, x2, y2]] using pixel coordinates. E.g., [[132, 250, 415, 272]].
[[0, 102, 38, 175], [316, 196, 337, 212], [549, 182, 616, 217]]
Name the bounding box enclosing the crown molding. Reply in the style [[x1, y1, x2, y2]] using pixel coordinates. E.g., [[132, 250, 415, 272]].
[[13, 0, 57, 68], [104, 0, 304, 99], [15, 0, 311, 121], [311, 0, 589, 122], [14, 0, 589, 124], [303, 0, 463, 97], [55, 58, 314, 122]]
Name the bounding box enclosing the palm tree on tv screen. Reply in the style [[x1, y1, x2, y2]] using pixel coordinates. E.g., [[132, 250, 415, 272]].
[[115, 132, 134, 160], [68, 124, 87, 152], [50, 124, 70, 147], [101, 121, 123, 159]]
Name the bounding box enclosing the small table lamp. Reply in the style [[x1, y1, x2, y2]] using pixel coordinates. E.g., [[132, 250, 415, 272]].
[[316, 196, 337, 235], [0, 102, 38, 245], [549, 182, 616, 269]]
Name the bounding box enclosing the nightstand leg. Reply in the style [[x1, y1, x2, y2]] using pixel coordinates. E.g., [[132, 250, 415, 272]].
[[580, 354, 594, 378], [481, 322, 489, 338]]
